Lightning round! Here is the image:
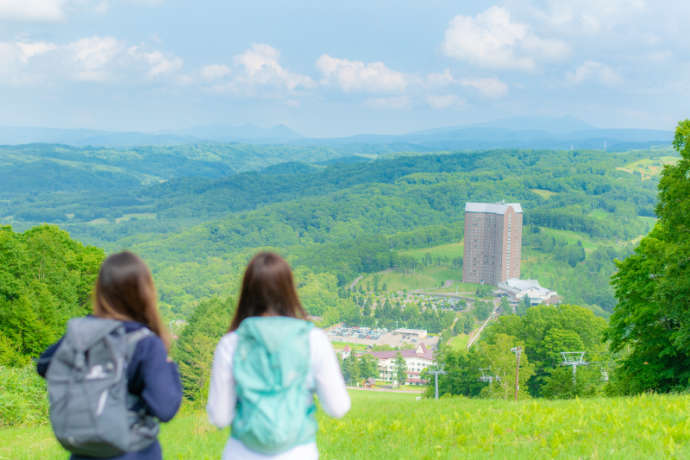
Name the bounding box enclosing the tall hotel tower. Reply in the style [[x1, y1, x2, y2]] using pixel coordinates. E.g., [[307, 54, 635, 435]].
[[462, 202, 523, 285]]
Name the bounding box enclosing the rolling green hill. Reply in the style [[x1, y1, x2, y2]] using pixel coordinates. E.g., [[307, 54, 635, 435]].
[[116, 147, 663, 316], [0, 143, 674, 317]]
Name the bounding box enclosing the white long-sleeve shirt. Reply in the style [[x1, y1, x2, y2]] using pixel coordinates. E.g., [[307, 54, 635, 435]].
[[207, 327, 350, 460]]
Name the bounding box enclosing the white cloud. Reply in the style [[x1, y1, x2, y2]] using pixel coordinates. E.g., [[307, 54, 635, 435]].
[[201, 64, 231, 81], [567, 61, 621, 86], [316, 54, 407, 93], [534, 0, 646, 34], [365, 96, 410, 109], [68, 36, 124, 81], [229, 44, 314, 92], [16, 42, 58, 61], [0, 43, 29, 84], [426, 70, 455, 88], [0, 36, 183, 85], [459, 77, 508, 98], [442, 6, 568, 70], [127, 46, 183, 78], [0, 0, 65, 22], [200, 44, 314, 96], [0, 0, 166, 22], [426, 94, 465, 109]]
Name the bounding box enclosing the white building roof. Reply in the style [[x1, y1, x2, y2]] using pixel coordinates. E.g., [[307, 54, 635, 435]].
[[465, 202, 523, 214], [502, 278, 541, 290], [498, 278, 558, 302], [392, 328, 427, 336]]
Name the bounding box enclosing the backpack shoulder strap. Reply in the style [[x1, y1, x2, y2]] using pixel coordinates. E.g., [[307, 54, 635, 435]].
[[125, 327, 153, 361]]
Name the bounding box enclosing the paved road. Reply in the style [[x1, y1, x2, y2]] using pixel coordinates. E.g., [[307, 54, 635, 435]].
[[467, 299, 500, 349]]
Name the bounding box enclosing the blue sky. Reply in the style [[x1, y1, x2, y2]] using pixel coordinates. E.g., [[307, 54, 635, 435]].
[[1, 0, 688, 136]]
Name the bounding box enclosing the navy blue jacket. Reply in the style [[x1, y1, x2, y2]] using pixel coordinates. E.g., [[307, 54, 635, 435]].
[[37, 320, 183, 460]]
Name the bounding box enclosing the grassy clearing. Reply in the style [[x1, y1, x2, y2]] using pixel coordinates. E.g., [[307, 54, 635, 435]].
[[539, 227, 597, 251], [531, 188, 557, 199], [330, 341, 370, 352], [616, 156, 679, 180], [398, 241, 463, 261], [115, 213, 157, 224], [86, 218, 110, 225], [447, 333, 470, 351], [3, 391, 690, 459], [360, 266, 461, 293]]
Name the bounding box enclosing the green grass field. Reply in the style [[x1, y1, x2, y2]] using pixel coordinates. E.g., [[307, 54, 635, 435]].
[[398, 241, 464, 261], [538, 227, 597, 251], [616, 156, 679, 180], [3, 391, 689, 459], [360, 266, 462, 293], [447, 333, 470, 351], [330, 341, 370, 352], [531, 188, 557, 199]]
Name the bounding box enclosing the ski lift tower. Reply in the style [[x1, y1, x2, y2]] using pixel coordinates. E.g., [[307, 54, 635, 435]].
[[479, 368, 493, 383], [428, 366, 446, 400], [479, 368, 500, 383], [560, 351, 588, 386]]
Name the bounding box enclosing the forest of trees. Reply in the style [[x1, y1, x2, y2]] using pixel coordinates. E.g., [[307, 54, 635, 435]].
[[0, 144, 664, 317], [0, 226, 103, 367], [433, 305, 609, 399]]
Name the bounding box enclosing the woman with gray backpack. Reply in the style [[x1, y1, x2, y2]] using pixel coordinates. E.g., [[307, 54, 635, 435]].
[[207, 251, 350, 459], [37, 251, 183, 460]]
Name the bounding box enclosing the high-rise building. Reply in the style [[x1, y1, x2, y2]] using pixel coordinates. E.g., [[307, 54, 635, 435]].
[[462, 202, 523, 285]]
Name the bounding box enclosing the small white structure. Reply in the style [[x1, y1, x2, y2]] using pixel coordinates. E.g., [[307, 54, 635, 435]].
[[391, 328, 427, 340], [498, 278, 560, 305]]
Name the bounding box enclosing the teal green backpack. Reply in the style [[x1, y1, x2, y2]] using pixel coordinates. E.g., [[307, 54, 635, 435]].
[[231, 316, 317, 454]]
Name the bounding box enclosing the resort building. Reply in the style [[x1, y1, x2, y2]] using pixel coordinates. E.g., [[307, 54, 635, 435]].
[[462, 202, 523, 285], [365, 343, 435, 385]]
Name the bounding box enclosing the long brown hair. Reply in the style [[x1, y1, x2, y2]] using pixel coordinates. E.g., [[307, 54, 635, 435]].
[[229, 252, 307, 332], [93, 251, 170, 350]]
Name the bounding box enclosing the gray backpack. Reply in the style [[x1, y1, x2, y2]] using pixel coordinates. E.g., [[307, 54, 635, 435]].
[[46, 317, 159, 457]]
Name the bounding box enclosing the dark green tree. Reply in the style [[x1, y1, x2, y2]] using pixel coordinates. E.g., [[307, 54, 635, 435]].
[[473, 301, 492, 321], [606, 120, 690, 393], [428, 348, 484, 398], [358, 354, 379, 380], [342, 353, 360, 385], [394, 352, 407, 386], [499, 296, 511, 314], [173, 296, 235, 401]]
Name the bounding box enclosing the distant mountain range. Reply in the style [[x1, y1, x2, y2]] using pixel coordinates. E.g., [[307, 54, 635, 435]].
[[297, 117, 672, 152], [0, 117, 673, 151], [0, 124, 302, 147]]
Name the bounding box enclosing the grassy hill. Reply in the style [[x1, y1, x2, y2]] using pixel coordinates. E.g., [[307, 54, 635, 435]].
[[3, 390, 688, 459]]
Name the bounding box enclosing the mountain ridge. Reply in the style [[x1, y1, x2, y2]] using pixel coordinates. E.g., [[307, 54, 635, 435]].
[[0, 117, 673, 151]]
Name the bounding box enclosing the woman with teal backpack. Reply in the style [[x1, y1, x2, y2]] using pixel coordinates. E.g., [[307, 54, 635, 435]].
[[207, 252, 350, 459]]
